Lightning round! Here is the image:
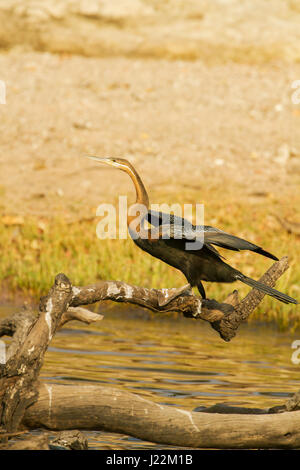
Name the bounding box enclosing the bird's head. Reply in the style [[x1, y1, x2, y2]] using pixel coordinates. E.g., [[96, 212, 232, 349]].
[[87, 156, 131, 172], [86, 155, 149, 208]]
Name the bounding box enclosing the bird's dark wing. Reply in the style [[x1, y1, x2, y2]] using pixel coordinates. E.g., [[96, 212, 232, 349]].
[[151, 224, 278, 261], [201, 227, 278, 261], [146, 210, 188, 228]]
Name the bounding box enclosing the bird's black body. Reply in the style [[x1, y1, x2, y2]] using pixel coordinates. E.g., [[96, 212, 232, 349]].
[[88, 156, 297, 305], [129, 210, 297, 304]]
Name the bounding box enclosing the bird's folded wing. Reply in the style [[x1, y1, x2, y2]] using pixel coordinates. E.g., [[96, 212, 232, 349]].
[[146, 210, 188, 228], [151, 224, 278, 260], [201, 229, 278, 260]]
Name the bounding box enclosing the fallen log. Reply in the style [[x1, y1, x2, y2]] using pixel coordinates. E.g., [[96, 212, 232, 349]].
[[22, 383, 300, 449]]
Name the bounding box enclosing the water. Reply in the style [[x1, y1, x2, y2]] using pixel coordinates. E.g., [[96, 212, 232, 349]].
[[1, 304, 299, 449]]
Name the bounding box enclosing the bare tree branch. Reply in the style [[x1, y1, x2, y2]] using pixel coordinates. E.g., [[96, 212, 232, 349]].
[[211, 256, 290, 340], [69, 257, 291, 341], [58, 307, 103, 328], [69, 280, 232, 324]]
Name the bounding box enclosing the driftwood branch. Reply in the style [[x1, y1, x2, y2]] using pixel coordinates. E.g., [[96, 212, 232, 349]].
[[58, 306, 104, 328], [22, 383, 300, 449], [1, 256, 299, 449], [211, 256, 291, 340], [69, 256, 290, 341]]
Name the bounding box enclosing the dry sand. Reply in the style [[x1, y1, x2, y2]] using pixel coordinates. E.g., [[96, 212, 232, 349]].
[[0, 0, 299, 217]]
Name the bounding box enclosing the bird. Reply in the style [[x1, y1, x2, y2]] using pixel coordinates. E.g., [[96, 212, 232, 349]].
[[88, 156, 297, 305]]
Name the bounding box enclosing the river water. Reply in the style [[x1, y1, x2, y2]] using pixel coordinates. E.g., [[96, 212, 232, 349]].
[[1, 303, 299, 449]]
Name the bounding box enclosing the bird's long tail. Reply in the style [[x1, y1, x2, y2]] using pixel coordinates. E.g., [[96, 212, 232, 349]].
[[235, 273, 298, 304]]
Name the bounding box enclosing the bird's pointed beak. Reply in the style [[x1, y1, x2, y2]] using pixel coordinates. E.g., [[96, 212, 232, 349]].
[[86, 156, 112, 165]]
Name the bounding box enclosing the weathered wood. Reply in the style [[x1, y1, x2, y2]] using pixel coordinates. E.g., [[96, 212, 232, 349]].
[[69, 257, 291, 341], [70, 280, 233, 324], [0, 273, 73, 432], [211, 256, 290, 340], [58, 306, 104, 328], [0, 307, 36, 361], [23, 383, 300, 449]]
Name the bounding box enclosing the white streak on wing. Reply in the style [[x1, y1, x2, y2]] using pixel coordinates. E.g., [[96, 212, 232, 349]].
[[177, 409, 199, 432], [45, 298, 53, 341]]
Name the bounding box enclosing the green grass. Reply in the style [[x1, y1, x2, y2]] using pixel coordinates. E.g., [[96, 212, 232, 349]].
[[0, 188, 299, 330]]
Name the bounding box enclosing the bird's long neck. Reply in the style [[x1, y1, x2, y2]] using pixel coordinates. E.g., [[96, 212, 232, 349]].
[[124, 163, 149, 209], [123, 163, 149, 232]]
